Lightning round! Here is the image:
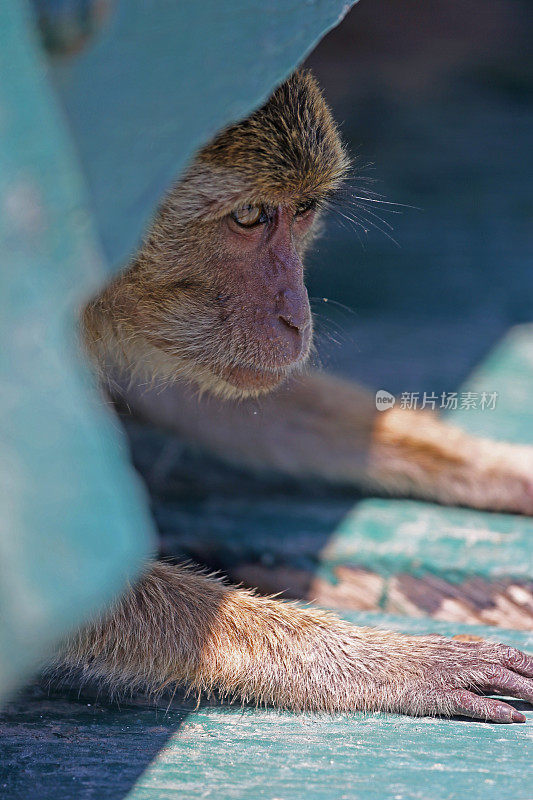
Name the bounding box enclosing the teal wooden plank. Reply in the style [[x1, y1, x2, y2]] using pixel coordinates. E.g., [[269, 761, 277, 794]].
[[1, 615, 531, 800], [321, 325, 533, 583], [322, 500, 533, 581], [451, 323, 533, 442]]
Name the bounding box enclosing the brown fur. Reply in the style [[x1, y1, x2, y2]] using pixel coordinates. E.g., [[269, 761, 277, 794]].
[[53, 71, 533, 723]]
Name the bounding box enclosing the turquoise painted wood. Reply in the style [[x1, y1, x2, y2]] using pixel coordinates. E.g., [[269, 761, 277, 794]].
[[321, 324, 533, 584], [1, 614, 531, 800], [451, 323, 533, 441], [0, 0, 355, 701]]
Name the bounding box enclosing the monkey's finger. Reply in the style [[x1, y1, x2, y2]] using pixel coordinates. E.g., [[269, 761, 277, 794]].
[[496, 645, 533, 678], [446, 689, 525, 723], [476, 666, 533, 704]]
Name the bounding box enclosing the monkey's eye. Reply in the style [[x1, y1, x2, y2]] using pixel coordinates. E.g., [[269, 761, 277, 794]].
[[294, 198, 317, 217], [231, 204, 268, 228]]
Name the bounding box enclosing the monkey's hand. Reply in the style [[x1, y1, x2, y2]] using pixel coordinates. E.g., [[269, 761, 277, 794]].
[[55, 564, 533, 722], [243, 615, 533, 722], [348, 632, 533, 722]]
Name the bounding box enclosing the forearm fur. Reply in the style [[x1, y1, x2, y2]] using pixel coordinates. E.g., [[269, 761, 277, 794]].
[[50, 562, 507, 716], [114, 371, 533, 514]]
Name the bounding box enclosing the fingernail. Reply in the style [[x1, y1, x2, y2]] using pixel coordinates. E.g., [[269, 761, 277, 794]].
[[511, 709, 526, 723]]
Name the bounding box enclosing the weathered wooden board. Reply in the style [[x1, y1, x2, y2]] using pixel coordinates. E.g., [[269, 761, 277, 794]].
[[1, 615, 531, 800]]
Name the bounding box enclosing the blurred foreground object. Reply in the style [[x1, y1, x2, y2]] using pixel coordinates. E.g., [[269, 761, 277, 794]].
[[0, 0, 354, 701]]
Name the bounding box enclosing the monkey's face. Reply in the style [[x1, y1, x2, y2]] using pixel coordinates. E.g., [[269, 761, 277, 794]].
[[135, 196, 319, 399], [213, 199, 316, 394], [93, 71, 349, 400]]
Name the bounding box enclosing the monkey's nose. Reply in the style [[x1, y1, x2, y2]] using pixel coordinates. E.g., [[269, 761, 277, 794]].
[[278, 313, 301, 334], [276, 289, 310, 335], [270, 289, 311, 363]]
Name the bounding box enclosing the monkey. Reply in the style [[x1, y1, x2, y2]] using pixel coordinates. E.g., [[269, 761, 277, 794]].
[[51, 70, 533, 723]]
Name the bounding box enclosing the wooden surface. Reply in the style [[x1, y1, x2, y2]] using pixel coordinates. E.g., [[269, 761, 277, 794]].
[[1, 615, 531, 800]]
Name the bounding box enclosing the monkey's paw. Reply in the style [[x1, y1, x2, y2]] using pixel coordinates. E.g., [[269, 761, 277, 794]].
[[391, 637, 533, 722]]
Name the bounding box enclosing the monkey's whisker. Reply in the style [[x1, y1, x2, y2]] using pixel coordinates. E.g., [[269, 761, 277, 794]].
[[340, 207, 401, 247], [349, 204, 395, 231], [349, 195, 420, 210], [327, 208, 367, 249], [310, 297, 357, 317], [343, 198, 403, 216]]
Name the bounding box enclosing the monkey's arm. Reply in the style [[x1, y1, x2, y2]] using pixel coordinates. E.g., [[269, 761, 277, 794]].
[[51, 561, 533, 721], [116, 371, 533, 514]]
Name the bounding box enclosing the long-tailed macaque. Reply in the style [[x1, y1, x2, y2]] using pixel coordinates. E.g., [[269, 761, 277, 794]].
[[53, 71, 533, 722]]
